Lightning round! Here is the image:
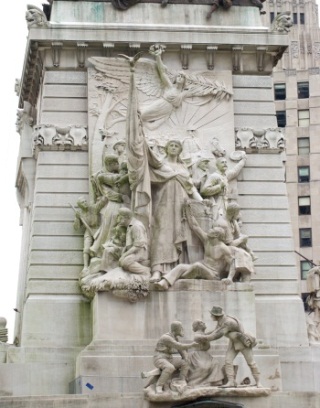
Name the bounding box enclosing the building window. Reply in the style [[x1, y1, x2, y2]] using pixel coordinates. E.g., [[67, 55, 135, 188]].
[[298, 166, 310, 182], [297, 82, 309, 99], [301, 261, 312, 280], [298, 110, 310, 127], [298, 138, 310, 155], [300, 13, 305, 24], [293, 13, 298, 24], [274, 83, 286, 100], [276, 111, 286, 127], [270, 12, 275, 23], [298, 196, 311, 215], [300, 228, 312, 247]]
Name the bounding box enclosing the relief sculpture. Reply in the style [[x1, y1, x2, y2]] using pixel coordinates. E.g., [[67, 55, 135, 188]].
[[143, 306, 270, 402], [74, 45, 256, 301]]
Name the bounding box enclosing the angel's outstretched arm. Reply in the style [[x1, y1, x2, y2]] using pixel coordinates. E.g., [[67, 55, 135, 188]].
[[151, 49, 172, 89]]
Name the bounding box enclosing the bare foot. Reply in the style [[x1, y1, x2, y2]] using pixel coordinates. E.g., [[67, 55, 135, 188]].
[[154, 280, 169, 290], [150, 271, 161, 283]]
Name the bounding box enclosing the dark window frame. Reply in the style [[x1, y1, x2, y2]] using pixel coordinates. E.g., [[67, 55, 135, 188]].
[[298, 166, 310, 183], [299, 228, 312, 247], [276, 110, 286, 127], [297, 82, 309, 99], [274, 83, 286, 100], [298, 196, 311, 215]]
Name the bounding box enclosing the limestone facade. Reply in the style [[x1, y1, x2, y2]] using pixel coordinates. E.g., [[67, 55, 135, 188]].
[[2, 1, 319, 407], [262, 0, 320, 297]]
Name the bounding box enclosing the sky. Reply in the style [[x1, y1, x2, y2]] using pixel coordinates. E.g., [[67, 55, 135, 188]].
[[1, 1, 320, 344]]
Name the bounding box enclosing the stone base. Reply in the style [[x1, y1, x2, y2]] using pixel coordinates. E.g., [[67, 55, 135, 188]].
[[0, 392, 320, 408], [92, 282, 257, 341], [75, 286, 282, 395], [75, 347, 281, 394], [144, 384, 271, 402]]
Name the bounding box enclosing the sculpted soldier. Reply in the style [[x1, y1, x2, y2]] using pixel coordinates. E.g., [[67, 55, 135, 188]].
[[117, 208, 150, 275], [153, 321, 196, 394], [195, 306, 262, 388], [154, 201, 236, 290], [200, 155, 246, 220], [73, 196, 108, 269]]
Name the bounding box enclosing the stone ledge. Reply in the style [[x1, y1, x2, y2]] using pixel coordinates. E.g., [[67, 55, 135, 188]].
[[144, 385, 271, 402]]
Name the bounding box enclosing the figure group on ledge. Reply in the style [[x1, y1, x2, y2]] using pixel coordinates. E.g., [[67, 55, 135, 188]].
[[142, 306, 265, 401]]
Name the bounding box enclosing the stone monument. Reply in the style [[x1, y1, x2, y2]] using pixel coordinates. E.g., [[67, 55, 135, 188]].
[[0, 0, 319, 407]]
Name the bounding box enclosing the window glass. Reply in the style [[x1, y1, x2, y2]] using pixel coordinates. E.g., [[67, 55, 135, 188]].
[[274, 83, 286, 100], [299, 228, 312, 247], [301, 261, 312, 280], [297, 82, 309, 99], [298, 110, 310, 127], [276, 111, 286, 127], [298, 138, 310, 155], [300, 13, 305, 24], [293, 13, 298, 24], [298, 196, 311, 215], [298, 166, 310, 182]]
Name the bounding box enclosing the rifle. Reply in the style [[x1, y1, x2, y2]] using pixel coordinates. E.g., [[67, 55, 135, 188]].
[[294, 250, 317, 267], [69, 202, 95, 237]]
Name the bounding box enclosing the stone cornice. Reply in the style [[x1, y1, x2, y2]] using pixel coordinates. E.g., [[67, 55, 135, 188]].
[[18, 41, 43, 109]]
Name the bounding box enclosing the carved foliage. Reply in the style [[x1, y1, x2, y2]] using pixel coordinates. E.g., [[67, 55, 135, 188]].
[[235, 128, 285, 150], [33, 125, 87, 150]]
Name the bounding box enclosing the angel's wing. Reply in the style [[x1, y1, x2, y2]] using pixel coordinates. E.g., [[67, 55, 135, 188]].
[[184, 73, 233, 101], [89, 57, 166, 98], [88, 57, 131, 87], [134, 58, 165, 98]]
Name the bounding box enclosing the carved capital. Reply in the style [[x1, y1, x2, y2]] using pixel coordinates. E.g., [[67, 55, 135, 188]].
[[206, 45, 218, 70], [51, 42, 63, 67], [256, 47, 268, 72], [33, 124, 88, 154], [235, 127, 285, 151], [180, 44, 192, 70], [232, 46, 243, 72], [77, 42, 88, 68], [103, 42, 115, 58]]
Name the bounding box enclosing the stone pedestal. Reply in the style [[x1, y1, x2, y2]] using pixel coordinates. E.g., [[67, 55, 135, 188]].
[[75, 284, 282, 397]]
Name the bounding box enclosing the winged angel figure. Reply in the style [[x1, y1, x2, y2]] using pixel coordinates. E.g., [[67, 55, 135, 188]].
[[89, 44, 232, 131]]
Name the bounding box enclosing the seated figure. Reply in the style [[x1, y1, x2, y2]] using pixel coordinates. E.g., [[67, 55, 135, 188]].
[[154, 201, 236, 290]]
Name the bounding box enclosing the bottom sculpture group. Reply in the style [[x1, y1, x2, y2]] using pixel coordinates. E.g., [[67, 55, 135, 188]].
[[143, 306, 270, 402]]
